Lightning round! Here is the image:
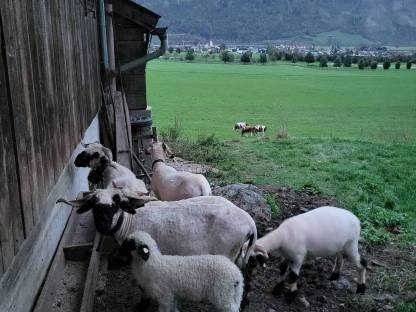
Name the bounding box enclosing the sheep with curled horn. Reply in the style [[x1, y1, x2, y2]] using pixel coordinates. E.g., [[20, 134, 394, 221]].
[[74, 142, 148, 196], [57, 192, 257, 271], [144, 140, 212, 201]]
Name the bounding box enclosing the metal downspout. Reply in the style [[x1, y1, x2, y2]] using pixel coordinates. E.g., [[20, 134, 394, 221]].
[[99, 0, 109, 69], [120, 27, 167, 72]]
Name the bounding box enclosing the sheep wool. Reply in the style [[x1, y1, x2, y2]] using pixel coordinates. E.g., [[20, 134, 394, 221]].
[[127, 231, 244, 312]]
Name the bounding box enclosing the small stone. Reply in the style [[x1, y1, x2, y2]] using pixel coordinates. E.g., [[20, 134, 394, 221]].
[[298, 296, 310, 308], [268, 309, 277, 312], [56, 301, 62, 307], [334, 277, 352, 290], [373, 294, 395, 302], [383, 304, 394, 310]]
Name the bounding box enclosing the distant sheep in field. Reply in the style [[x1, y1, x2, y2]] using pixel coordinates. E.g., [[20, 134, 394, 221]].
[[254, 125, 267, 134], [234, 122, 247, 131], [249, 206, 367, 302], [241, 126, 257, 136], [74, 142, 147, 196], [123, 231, 244, 312], [144, 141, 211, 201]]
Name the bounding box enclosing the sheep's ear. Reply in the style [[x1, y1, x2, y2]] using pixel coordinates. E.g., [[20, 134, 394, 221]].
[[137, 244, 150, 261], [119, 201, 136, 215], [162, 143, 175, 159], [119, 238, 136, 255], [101, 146, 113, 161], [76, 197, 97, 214]]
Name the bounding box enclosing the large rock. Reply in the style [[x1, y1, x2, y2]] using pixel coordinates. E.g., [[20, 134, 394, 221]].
[[212, 184, 271, 222]]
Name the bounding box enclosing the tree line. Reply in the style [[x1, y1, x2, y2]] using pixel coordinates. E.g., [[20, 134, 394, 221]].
[[165, 47, 416, 70]]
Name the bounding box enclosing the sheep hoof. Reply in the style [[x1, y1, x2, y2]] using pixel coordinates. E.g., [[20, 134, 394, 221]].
[[272, 281, 285, 296], [329, 272, 340, 281], [356, 283, 366, 294], [285, 290, 298, 303], [135, 298, 151, 311]]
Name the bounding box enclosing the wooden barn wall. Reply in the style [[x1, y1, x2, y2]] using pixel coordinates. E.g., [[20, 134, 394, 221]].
[[0, 0, 101, 277], [114, 15, 148, 110]]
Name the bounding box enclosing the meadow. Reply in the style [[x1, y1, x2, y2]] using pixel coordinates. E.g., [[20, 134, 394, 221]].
[[147, 61, 416, 245]]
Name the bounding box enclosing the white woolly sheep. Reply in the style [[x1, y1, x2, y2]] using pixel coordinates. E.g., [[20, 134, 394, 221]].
[[144, 142, 211, 201], [251, 206, 367, 300], [58, 193, 257, 270], [74, 142, 147, 196], [123, 230, 244, 312]]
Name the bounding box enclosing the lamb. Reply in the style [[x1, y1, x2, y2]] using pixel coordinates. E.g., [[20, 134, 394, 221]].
[[123, 230, 244, 312], [58, 192, 257, 270], [250, 206, 367, 300], [144, 141, 211, 201], [74, 142, 147, 196], [234, 121, 247, 131]]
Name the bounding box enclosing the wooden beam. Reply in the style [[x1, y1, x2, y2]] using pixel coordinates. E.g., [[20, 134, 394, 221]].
[[79, 233, 101, 312], [63, 243, 93, 261]]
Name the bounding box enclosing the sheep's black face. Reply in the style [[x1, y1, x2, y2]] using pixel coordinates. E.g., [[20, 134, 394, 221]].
[[75, 150, 109, 169], [74, 151, 90, 167], [92, 204, 119, 234]]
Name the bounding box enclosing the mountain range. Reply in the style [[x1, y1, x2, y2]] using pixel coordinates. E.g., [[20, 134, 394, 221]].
[[138, 0, 416, 45]]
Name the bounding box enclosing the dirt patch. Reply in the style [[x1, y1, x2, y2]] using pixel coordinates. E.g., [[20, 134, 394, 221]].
[[95, 186, 416, 311]]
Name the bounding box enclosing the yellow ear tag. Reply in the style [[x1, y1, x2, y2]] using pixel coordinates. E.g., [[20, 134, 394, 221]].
[[143, 247, 149, 254]]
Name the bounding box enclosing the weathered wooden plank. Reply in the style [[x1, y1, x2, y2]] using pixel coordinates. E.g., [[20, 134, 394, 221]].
[[79, 233, 101, 312], [0, 117, 100, 312], [1, 0, 36, 235], [24, 0, 48, 222]]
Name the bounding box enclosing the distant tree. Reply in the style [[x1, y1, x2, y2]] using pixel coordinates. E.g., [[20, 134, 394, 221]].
[[352, 56, 359, 64], [259, 53, 268, 64], [407, 61, 412, 70], [168, 47, 174, 54], [395, 61, 401, 69], [185, 50, 195, 61], [240, 52, 251, 64], [358, 59, 365, 70], [292, 55, 297, 63], [333, 56, 342, 67], [383, 60, 391, 70], [175, 47, 181, 54], [219, 43, 226, 51], [305, 52, 315, 64], [343, 55, 352, 67], [370, 61, 378, 70], [319, 55, 328, 67], [284, 52, 292, 61], [220, 51, 234, 63]]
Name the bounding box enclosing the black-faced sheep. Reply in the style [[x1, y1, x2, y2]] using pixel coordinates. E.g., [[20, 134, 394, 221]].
[[58, 192, 257, 270], [74, 143, 147, 196], [123, 231, 244, 312]]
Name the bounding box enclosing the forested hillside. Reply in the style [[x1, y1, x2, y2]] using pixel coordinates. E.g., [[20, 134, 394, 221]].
[[138, 0, 416, 44]]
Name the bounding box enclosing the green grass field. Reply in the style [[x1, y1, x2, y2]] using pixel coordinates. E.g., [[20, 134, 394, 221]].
[[147, 61, 416, 246], [148, 61, 416, 144]]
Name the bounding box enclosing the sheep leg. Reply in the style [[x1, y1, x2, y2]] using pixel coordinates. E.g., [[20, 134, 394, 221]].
[[286, 256, 304, 303], [330, 252, 344, 280], [344, 240, 367, 294], [272, 258, 289, 295]]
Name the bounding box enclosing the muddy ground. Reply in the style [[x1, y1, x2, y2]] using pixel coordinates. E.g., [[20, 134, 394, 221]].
[[94, 186, 416, 312]]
